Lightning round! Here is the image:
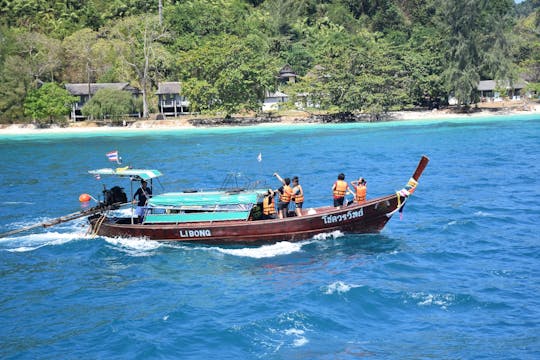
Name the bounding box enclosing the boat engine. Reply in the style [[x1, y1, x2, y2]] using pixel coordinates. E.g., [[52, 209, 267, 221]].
[[103, 186, 128, 207]]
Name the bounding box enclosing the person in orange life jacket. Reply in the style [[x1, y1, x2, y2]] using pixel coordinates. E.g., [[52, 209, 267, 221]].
[[350, 177, 367, 204], [273, 172, 293, 219], [332, 173, 352, 207], [291, 176, 304, 216], [262, 189, 277, 220], [133, 180, 152, 222]]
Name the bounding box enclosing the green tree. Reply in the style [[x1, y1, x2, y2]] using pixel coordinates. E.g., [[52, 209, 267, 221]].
[[0, 29, 62, 123], [81, 88, 136, 121], [401, 26, 445, 107], [62, 28, 117, 83], [109, 15, 171, 118], [292, 26, 410, 117], [437, 0, 514, 106], [23, 82, 77, 125], [176, 34, 276, 116]]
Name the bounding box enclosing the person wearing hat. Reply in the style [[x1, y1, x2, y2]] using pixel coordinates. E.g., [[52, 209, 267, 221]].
[[133, 179, 152, 223], [350, 177, 367, 204]]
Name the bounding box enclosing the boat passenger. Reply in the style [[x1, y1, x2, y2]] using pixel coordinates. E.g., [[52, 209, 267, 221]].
[[262, 189, 277, 220], [332, 173, 352, 207], [351, 177, 367, 204], [273, 172, 293, 219], [133, 180, 152, 223], [291, 176, 304, 216]]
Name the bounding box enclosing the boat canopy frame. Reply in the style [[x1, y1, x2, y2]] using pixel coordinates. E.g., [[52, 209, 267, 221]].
[[88, 168, 163, 181], [88, 168, 163, 224]]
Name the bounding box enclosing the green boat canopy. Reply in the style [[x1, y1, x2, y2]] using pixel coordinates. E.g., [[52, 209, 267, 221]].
[[148, 190, 267, 209], [88, 168, 163, 181], [144, 189, 268, 223]]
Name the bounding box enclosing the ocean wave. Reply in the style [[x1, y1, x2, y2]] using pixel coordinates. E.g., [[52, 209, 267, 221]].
[[324, 281, 362, 295], [474, 211, 492, 217], [408, 292, 457, 310], [284, 328, 309, 347], [1, 201, 34, 205]]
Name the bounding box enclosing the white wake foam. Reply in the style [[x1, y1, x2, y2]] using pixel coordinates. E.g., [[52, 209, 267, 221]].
[[3, 231, 86, 252], [213, 241, 307, 258], [103, 236, 163, 256], [312, 230, 345, 241]]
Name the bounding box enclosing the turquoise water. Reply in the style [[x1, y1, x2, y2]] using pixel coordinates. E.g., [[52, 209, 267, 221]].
[[1, 116, 539, 359]]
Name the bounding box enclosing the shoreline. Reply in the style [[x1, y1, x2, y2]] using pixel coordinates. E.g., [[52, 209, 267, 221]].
[[0, 104, 538, 135]]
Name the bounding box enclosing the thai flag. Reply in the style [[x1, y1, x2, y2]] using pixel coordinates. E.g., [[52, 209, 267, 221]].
[[94, 173, 101, 180], [106, 150, 121, 164]]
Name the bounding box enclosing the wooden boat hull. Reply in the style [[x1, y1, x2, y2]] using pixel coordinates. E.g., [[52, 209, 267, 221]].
[[88, 156, 429, 245], [89, 194, 403, 244]]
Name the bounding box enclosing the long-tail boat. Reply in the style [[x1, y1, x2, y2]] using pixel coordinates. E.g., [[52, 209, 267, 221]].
[[85, 156, 429, 244]]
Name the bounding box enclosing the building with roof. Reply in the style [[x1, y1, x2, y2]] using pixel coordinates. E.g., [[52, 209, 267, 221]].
[[155, 82, 190, 117], [65, 83, 141, 121], [262, 91, 289, 112], [477, 79, 529, 102], [277, 65, 298, 84]]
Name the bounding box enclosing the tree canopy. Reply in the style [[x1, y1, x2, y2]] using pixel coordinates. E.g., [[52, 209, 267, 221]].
[[0, 0, 538, 123], [23, 82, 77, 125]]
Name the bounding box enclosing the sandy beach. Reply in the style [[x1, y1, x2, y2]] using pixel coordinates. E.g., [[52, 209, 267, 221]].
[[1, 102, 538, 135]]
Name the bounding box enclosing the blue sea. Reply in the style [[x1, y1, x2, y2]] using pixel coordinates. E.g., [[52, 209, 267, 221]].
[[1, 115, 539, 359]]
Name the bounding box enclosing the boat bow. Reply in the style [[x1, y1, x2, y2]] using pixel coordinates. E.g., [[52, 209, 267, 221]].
[[387, 155, 430, 218]]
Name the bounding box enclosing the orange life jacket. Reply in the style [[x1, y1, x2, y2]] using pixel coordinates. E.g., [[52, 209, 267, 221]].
[[263, 196, 276, 215], [355, 185, 366, 203], [292, 185, 304, 204], [279, 185, 293, 202], [333, 180, 347, 198]]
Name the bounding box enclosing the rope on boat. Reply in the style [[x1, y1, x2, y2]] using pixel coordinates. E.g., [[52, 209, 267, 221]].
[[89, 214, 107, 238], [389, 177, 419, 219]]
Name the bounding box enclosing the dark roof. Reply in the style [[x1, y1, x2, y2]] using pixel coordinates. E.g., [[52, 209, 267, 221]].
[[279, 65, 297, 78], [478, 79, 528, 91], [65, 83, 139, 96], [155, 82, 181, 95]]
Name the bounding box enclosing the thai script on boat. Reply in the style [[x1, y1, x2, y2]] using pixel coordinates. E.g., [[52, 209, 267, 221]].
[[321, 209, 364, 224], [179, 229, 212, 238]]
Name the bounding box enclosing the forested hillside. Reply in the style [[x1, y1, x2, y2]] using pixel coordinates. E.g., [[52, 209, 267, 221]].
[[0, 0, 538, 123]]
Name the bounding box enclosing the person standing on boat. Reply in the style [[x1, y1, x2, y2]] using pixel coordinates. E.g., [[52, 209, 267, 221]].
[[133, 180, 152, 223], [332, 173, 352, 207], [291, 176, 304, 216], [262, 189, 277, 220], [273, 172, 293, 219], [351, 177, 367, 204]]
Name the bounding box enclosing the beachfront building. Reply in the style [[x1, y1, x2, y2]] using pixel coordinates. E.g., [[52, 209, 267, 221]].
[[477, 79, 529, 102], [261, 65, 299, 112], [262, 91, 289, 112], [448, 79, 530, 105], [155, 82, 190, 118], [65, 83, 141, 121]]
